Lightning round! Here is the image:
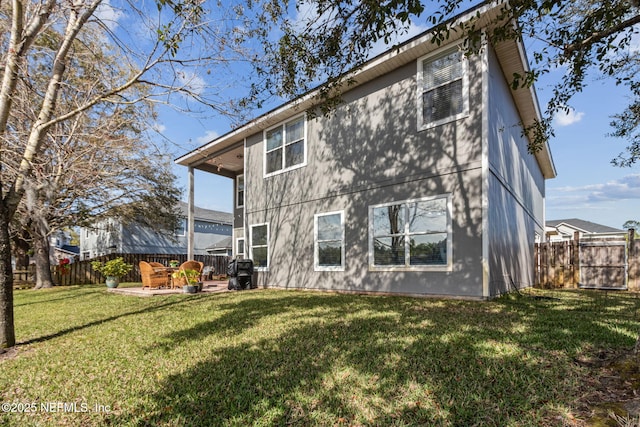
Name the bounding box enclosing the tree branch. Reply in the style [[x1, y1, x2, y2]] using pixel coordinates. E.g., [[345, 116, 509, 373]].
[[563, 12, 640, 56]]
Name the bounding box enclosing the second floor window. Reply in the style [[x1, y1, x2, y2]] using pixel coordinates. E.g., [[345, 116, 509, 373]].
[[265, 115, 306, 176], [418, 47, 468, 130]]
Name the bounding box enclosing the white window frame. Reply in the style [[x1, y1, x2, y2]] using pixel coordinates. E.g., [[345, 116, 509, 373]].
[[236, 237, 245, 259], [314, 210, 345, 272], [236, 174, 244, 208], [263, 114, 307, 177], [368, 194, 453, 272], [417, 45, 469, 131], [250, 223, 269, 271]]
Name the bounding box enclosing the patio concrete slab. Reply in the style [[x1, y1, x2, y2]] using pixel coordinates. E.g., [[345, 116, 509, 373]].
[[107, 280, 230, 297]]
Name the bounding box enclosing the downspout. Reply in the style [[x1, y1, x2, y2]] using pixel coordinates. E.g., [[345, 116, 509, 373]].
[[481, 32, 490, 299], [243, 138, 248, 251], [188, 166, 195, 259]]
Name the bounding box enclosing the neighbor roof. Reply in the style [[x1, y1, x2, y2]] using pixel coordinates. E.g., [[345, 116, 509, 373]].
[[546, 219, 623, 234], [177, 201, 232, 225], [175, 0, 556, 180], [206, 236, 232, 251]]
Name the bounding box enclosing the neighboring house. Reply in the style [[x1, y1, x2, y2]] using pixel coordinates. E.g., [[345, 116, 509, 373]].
[[545, 219, 625, 242], [175, 2, 556, 299], [50, 230, 80, 264], [205, 236, 233, 256], [79, 202, 232, 259]]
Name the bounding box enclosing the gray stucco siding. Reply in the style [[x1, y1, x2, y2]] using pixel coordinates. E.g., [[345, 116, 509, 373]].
[[245, 53, 485, 213], [247, 166, 485, 298], [242, 44, 488, 297], [485, 45, 545, 296], [486, 46, 545, 229], [487, 173, 538, 295]]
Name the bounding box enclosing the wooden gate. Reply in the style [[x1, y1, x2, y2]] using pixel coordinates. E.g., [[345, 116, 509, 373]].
[[578, 239, 627, 290], [535, 230, 638, 290]]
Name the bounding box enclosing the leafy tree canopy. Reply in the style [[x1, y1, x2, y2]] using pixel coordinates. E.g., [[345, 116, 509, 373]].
[[256, 0, 640, 161]]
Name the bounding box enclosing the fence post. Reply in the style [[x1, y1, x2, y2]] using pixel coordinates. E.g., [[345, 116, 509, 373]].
[[534, 243, 539, 287], [629, 228, 637, 291], [541, 243, 549, 288], [570, 231, 580, 288]]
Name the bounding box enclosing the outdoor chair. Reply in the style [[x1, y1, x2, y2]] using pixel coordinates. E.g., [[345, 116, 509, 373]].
[[149, 261, 165, 268], [172, 260, 204, 288], [139, 261, 170, 289]]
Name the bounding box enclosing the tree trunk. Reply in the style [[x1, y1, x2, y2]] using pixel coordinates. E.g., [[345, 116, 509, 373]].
[[33, 225, 54, 289], [12, 227, 31, 270], [0, 200, 15, 349]]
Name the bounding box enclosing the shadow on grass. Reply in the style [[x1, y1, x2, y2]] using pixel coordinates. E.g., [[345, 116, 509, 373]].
[[113, 290, 640, 426], [13, 286, 105, 308], [18, 294, 193, 346]]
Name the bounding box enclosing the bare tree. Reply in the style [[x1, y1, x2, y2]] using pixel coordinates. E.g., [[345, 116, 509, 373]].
[[0, 0, 272, 348]]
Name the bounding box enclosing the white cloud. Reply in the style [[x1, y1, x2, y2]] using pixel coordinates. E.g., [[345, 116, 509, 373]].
[[554, 109, 585, 127], [95, 0, 123, 31], [152, 122, 166, 133], [196, 130, 219, 145], [585, 175, 640, 202], [177, 70, 207, 96], [549, 174, 640, 204]]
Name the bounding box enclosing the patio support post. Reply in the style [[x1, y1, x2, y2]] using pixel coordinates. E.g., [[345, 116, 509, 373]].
[[188, 166, 195, 259]]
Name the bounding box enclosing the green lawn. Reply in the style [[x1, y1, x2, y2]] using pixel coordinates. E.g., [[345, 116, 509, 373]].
[[1, 285, 638, 426]]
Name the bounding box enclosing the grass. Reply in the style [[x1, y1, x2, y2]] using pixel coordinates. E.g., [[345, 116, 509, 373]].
[[1, 286, 639, 426]]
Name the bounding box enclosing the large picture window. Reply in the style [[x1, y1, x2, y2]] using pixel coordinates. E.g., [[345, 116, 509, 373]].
[[265, 115, 306, 176], [314, 211, 345, 271], [250, 223, 269, 269], [418, 47, 468, 130], [369, 195, 452, 270]]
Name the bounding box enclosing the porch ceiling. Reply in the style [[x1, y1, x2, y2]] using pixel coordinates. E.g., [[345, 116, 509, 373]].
[[180, 141, 244, 178]]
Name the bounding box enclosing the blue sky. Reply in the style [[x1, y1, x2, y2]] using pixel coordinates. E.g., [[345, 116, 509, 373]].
[[537, 70, 640, 230], [157, 11, 640, 232]]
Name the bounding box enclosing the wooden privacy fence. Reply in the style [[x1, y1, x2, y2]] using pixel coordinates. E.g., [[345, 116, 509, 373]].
[[535, 230, 639, 291], [16, 254, 231, 287]]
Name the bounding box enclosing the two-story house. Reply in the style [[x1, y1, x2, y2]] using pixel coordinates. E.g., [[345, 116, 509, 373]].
[[176, 2, 556, 299], [80, 201, 232, 259]]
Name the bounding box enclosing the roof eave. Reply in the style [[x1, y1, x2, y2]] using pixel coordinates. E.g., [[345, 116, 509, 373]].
[[176, 1, 557, 180]]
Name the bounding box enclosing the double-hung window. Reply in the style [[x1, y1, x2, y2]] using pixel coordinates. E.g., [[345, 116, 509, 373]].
[[236, 237, 245, 259], [236, 175, 244, 208], [265, 115, 306, 176], [418, 47, 468, 130], [250, 223, 269, 270], [314, 211, 345, 271], [369, 195, 452, 270]]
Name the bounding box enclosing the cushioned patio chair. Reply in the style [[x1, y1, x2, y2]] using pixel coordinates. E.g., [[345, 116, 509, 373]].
[[140, 261, 170, 289], [172, 260, 204, 289]]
